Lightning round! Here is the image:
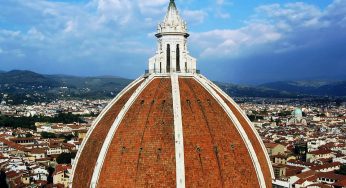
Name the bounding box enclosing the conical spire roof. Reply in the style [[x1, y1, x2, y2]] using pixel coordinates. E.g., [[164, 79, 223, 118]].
[[165, 0, 178, 21], [157, 0, 187, 34], [169, 0, 177, 9]]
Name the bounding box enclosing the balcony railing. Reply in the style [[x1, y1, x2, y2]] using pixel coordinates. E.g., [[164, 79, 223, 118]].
[[145, 69, 200, 74]]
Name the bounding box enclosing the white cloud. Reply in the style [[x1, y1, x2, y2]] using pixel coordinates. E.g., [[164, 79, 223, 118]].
[[43, 8, 59, 16], [13, 49, 25, 58], [0, 30, 21, 38], [323, 0, 346, 27], [64, 20, 75, 33], [183, 10, 208, 24], [192, 0, 346, 59], [216, 0, 224, 5], [191, 23, 281, 58], [215, 11, 230, 19], [255, 2, 323, 29], [0, 0, 345, 81], [139, 0, 167, 7], [138, 0, 167, 8], [27, 27, 45, 41], [96, 0, 133, 25], [215, 0, 233, 6]]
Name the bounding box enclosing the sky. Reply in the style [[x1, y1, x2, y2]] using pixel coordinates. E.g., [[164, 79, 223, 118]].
[[0, 0, 345, 84]]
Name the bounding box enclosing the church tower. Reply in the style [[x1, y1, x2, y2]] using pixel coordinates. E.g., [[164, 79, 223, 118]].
[[148, 0, 197, 73]]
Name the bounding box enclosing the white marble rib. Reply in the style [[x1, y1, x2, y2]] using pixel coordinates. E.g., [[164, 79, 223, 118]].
[[199, 74, 274, 179], [194, 75, 267, 188], [70, 76, 144, 187], [171, 73, 186, 188], [89, 74, 155, 188]]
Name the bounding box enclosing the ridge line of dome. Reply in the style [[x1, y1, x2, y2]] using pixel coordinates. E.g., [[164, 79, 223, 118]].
[[90, 74, 156, 188], [193, 75, 267, 188]]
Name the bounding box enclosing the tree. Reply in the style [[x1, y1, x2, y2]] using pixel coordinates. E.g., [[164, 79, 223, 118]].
[[270, 117, 274, 122], [0, 112, 84, 130], [41, 132, 56, 139], [336, 165, 346, 175], [53, 112, 85, 124], [25, 133, 33, 138], [278, 111, 292, 117], [58, 134, 74, 142], [56, 152, 76, 164], [47, 166, 55, 184], [275, 119, 281, 124], [0, 171, 8, 188]]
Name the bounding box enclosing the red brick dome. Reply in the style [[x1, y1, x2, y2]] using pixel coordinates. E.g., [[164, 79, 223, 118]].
[[70, 74, 274, 188]]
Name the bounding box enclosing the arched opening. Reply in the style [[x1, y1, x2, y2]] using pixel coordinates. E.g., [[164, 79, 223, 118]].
[[160, 62, 162, 73], [185, 62, 187, 72], [166, 44, 170, 73], [176, 44, 180, 72]]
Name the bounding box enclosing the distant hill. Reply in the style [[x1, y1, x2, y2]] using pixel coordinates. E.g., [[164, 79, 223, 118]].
[[0, 70, 345, 104], [47, 74, 131, 92], [0, 70, 132, 104], [0, 70, 59, 87], [216, 82, 298, 98], [260, 80, 346, 96]]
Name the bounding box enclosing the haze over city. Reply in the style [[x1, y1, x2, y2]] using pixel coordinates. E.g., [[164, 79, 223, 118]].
[[1, 0, 345, 83]]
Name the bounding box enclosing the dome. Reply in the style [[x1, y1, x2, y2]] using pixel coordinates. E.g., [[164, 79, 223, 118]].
[[70, 75, 274, 188], [70, 1, 274, 187], [293, 108, 303, 119]]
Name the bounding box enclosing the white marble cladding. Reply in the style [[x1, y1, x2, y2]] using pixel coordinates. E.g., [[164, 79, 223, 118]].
[[158, 1, 187, 34], [148, 1, 196, 74]]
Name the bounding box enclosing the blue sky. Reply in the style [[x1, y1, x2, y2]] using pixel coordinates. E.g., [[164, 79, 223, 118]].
[[0, 0, 345, 84]]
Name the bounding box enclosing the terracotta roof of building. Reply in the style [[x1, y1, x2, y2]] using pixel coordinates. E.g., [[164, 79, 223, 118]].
[[0, 137, 27, 151], [67, 125, 80, 129], [294, 175, 318, 185], [295, 170, 317, 179], [54, 183, 65, 188], [333, 179, 346, 187], [316, 172, 346, 181], [307, 183, 333, 188], [288, 159, 314, 167], [272, 163, 286, 168], [29, 148, 46, 154], [53, 164, 71, 176], [310, 162, 342, 171], [285, 165, 305, 177], [6, 171, 21, 179], [9, 137, 36, 142], [62, 143, 75, 148], [35, 180, 48, 186], [264, 142, 280, 149], [308, 149, 333, 155], [272, 154, 287, 159]]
